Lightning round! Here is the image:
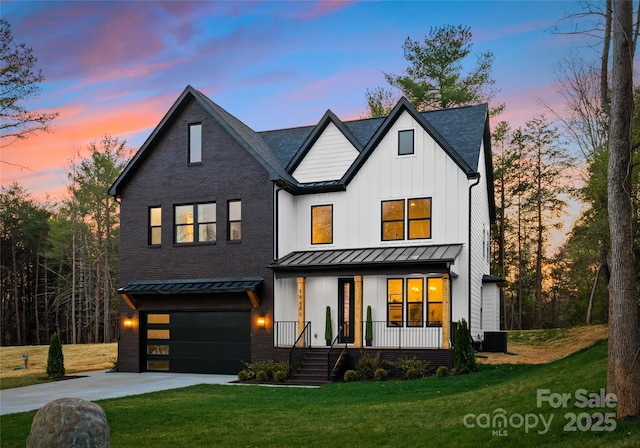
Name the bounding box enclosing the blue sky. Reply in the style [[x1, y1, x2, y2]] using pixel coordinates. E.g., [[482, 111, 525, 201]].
[[1, 0, 609, 200]]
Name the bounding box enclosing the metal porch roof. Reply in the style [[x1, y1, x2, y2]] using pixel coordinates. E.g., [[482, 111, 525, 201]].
[[118, 277, 263, 295], [270, 244, 463, 271]]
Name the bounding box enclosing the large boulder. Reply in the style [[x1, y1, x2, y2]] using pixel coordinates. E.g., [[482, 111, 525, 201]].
[[26, 398, 110, 448]]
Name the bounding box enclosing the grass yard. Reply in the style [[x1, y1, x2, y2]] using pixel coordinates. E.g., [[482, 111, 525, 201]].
[[0, 343, 117, 390], [1, 339, 638, 447]]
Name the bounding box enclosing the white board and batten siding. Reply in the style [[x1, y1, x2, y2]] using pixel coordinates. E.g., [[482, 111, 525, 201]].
[[275, 110, 480, 333], [292, 122, 359, 183]]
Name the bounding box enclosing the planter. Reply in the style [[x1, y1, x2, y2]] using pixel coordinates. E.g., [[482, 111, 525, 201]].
[[365, 339, 372, 347]]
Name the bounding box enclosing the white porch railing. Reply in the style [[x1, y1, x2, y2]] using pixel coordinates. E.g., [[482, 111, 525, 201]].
[[274, 321, 444, 349], [365, 321, 442, 348]]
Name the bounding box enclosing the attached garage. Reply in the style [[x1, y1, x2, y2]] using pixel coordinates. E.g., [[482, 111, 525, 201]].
[[144, 311, 250, 374], [117, 278, 263, 375]]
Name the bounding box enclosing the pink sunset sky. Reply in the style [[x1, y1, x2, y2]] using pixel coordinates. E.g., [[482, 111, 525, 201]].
[[2, 0, 605, 203]]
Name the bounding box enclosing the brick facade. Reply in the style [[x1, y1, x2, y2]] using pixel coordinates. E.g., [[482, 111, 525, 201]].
[[116, 95, 281, 372]]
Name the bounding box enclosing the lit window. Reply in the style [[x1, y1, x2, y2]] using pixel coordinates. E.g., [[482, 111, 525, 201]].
[[398, 129, 414, 155], [311, 205, 333, 244], [427, 278, 443, 326], [175, 203, 216, 244], [189, 123, 202, 164], [387, 279, 404, 326], [407, 278, 424, 327], [382, 200, 404, 241], [408, 198, 431, 239], [228, 200, 241, 241], [149, 206, 161, 245]]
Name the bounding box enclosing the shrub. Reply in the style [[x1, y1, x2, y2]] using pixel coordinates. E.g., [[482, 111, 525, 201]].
[[243, 360, 289, 379], [237, 369, 249, 381], [344, 370, 359, 382], [325, 306, 332, 343], [373, 368, 388, 381], [46, 332, 65, 379], [436, 366, 449, 377], [274, 370, 288, 383], [256, 370, 268, 383], [405, 367, 419, 380], [454, 318, 477, 374], [355, 352, 381, 380], [387, 356, 429, 379]]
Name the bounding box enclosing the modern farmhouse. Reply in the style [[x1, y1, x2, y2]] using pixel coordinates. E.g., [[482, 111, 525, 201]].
[[109, 85, 500, 376]]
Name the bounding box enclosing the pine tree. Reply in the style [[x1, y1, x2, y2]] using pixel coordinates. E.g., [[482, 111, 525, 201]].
[[46, 332, 65, 379], [453, 319, 477, 374]]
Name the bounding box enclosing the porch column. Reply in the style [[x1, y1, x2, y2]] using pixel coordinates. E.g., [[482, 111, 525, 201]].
[[354, 275, 363, 348], [297, 277, 306, 347], [441, 274, 451, 349]]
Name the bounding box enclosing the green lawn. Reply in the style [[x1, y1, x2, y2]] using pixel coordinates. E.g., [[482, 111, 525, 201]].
[[1, 340, 638, 447]]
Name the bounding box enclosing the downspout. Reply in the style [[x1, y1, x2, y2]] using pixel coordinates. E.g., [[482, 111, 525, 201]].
[[468, 173, 481, 340]]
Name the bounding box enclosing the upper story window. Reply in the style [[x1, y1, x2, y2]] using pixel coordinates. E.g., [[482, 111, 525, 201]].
[[175, 202, 216, 244], [311, 205, 333, 245], [189, 123, 202, 164], [149, 206, 162, 245], [228, 200, 241, 241], [381, 198, 432, 241], [382, 200, 405, 240], [398, 129, 414, 156]]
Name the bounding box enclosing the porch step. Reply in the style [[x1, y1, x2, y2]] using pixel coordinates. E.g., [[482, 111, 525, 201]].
[[289, 349, 343, 386]]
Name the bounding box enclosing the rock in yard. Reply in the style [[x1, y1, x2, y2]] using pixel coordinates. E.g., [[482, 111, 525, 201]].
[[26, 397, 110, 448]]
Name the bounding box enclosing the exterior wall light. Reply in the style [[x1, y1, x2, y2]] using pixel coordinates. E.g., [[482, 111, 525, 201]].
[[256, 316, 266, 328], [123, 313, 134, 329]]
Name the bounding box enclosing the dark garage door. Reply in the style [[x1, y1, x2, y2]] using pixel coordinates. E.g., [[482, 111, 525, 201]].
[[145, 311, 250, 374]]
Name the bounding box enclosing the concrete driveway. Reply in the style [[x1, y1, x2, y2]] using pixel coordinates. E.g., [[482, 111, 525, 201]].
[[0, 370, 236, 415]]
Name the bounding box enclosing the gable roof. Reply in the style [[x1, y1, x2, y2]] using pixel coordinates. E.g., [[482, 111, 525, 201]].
[[109, 86, 492, 207], [108, 85, 296, 196]]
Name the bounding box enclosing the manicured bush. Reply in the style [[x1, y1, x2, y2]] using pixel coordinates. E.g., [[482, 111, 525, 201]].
[[343, 369, 358, 382], [256, 370, 268, 383], [373, 368, 388, 381], [243, 360, 289, 379], [237, 369, 249, 381], [454, 319, 477, 374], [46, 332, 65, 379], [274, 370, 288, 383], [325, 306, 332, 344], [387, 356, 429, 379], [436, 366, 449, 377], [405, 367, 419, 380], [365, 306, 373, 343], [355, 352, 381, 380]]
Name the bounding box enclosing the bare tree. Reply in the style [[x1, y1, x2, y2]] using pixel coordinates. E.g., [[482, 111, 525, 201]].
[[607, 0, 640, 419]]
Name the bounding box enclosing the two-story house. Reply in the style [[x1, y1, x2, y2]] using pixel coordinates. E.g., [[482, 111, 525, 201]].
[[109, 85, 500, 375]]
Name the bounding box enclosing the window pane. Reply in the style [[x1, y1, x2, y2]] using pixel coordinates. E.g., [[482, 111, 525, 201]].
[[408, 303, 423, 326], [147, 329, 170, 339], [428, 303, 443, 324], [398, 129, 414, 155], [150, 207, 162, 226], [148, 314, 170, 324], [147, 345, 169, 355], [428, 278, 443, 302], [407, 279, 423, 303], [229, 201, 241, 220], [229, 222, 241, 240], [409, 220, 431, 239], [176, 225, 194, 243], [198, 203, 216, 223], [199, 223, 216, 241], [408, 198, 430, 218], [383, 222, 404, 240], [382, 200, 404, 220], [387, 279, 403, 326], [175, 205, 194, 225], [150, 227, 162, 245], [312, 205, 332, 244], [189, 123, 202, 163], [147, 360, 170, 371]]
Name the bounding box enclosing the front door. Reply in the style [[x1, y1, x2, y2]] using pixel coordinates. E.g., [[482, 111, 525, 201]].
[[338, 278, 355, 343]]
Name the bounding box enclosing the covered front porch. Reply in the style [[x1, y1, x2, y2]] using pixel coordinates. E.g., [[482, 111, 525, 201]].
[[271, 244, 464, 351]]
